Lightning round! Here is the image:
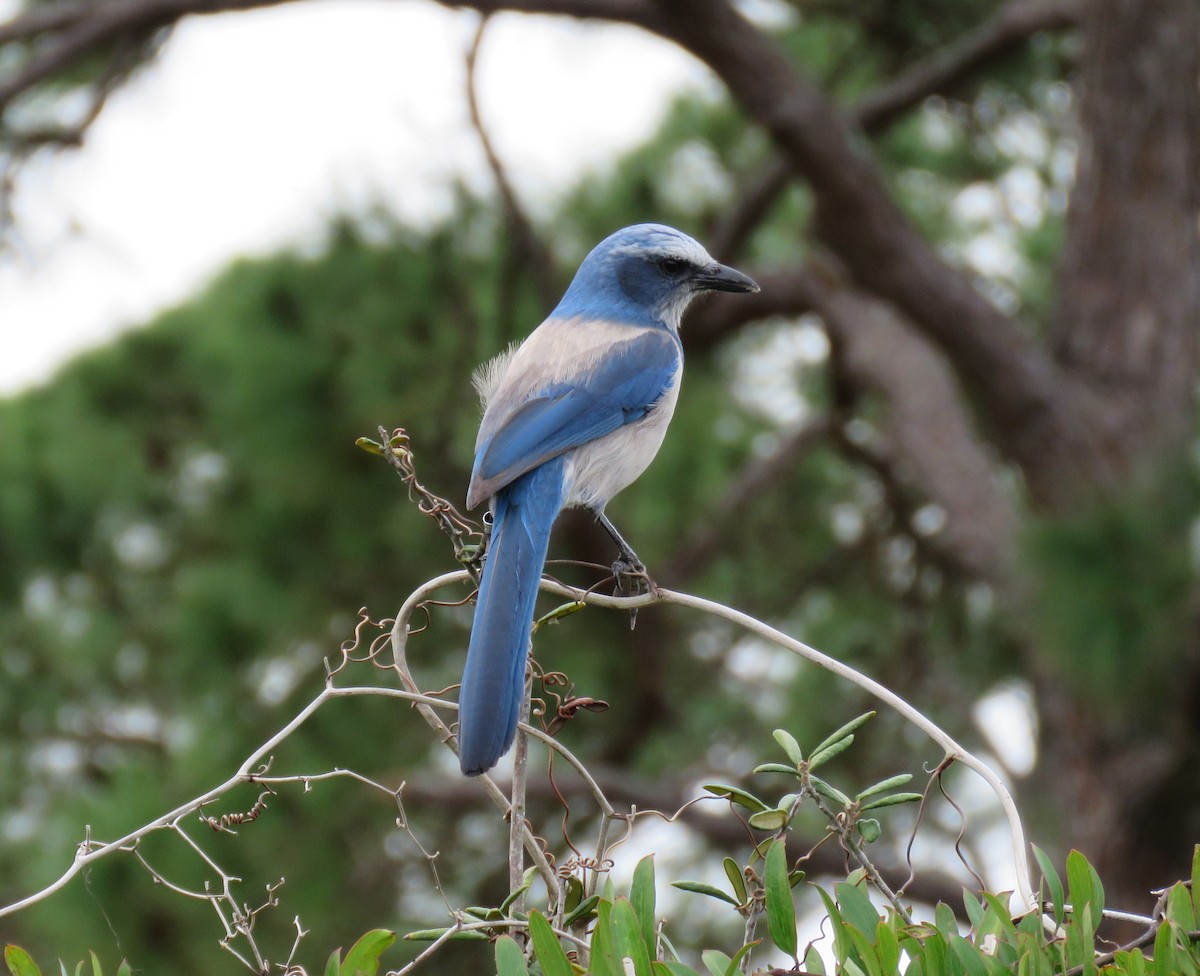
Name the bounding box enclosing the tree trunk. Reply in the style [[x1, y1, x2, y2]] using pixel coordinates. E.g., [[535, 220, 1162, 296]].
[[1035, 0, 1200, 907]]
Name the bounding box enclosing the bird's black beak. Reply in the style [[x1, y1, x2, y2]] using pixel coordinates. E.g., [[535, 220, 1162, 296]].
[[696, 262, 760, 294]]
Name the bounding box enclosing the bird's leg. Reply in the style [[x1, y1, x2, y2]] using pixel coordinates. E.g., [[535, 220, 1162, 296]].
[[595, 511, 645, 573], [592, 510, 657, 629]]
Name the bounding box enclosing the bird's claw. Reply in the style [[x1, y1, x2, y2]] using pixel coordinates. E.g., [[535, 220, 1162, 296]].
[[612, 558, 657, 630]]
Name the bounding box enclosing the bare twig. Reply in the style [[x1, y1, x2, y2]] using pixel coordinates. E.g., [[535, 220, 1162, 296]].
[[6, 563, 1163, 964], [510, 664, 534, 899], [464, 15, 558, 310]]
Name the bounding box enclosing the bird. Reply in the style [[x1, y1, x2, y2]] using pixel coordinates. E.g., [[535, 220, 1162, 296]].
[[457, 223, 759, 776]]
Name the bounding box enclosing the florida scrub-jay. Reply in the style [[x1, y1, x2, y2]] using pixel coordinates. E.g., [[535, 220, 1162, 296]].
[[458, 223, 759, 776]]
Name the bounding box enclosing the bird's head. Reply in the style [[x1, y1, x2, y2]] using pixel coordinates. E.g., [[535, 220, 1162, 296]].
[[555, 223, 759, 330]]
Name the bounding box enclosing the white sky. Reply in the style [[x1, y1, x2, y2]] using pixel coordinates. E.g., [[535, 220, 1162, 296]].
[[0, 0, 710, 395]]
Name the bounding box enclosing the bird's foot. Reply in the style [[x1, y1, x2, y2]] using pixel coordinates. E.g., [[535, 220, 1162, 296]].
[[612, 558, 658, 630]]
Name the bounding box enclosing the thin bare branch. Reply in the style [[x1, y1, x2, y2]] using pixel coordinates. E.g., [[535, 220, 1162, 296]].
[[465, 15, 559, 309], [660, 414, 835, 585]]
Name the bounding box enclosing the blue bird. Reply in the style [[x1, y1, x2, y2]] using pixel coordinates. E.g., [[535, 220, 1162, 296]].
[[458, 223, 759, 776]]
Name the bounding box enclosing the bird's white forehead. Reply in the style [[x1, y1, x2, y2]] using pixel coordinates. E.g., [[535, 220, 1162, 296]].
[[609, 231, 712, 266]]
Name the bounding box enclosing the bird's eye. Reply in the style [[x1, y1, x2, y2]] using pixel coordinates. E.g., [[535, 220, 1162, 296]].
[[659, 257, 687, 276]]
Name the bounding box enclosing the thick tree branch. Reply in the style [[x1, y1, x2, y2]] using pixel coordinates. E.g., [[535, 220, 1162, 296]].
[[1050, 0, 1200, 463], [645, 2, 1095, 469], [712, 0, 1080, 262], [853, 0, 1080, 132], [818, 276, 1020, 583], [688, 261, 1019, 585], [0, 0, 295, 112]]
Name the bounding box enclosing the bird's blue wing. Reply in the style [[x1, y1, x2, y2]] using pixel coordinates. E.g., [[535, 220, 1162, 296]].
[[469, 327, 679, 505]]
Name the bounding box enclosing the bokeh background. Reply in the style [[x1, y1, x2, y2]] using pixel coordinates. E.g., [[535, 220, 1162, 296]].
[[1, 0, 1197, 971]]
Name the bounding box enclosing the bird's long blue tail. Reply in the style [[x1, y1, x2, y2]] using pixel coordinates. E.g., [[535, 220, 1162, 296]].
[[458, 458, 567, 776]]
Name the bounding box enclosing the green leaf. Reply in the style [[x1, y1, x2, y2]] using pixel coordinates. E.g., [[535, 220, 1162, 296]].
[[1017, 942, 1055, 976], [811, 712, 876, 756], [325, 948, 341, 976], [527, 911, 572, 976], [803, 944, 826, 975], [494, 935, 529, 976], [702, 783, 768, 812], [963, 890, 985, 931], [725, 942, 760, 976], [630, 854, 657, 953], [912, 926, 949, 974], [810, 776, 852, 807], [403, 928, 489, 941], [860, 792, 923, 811], [855, 774, 914, 802], [1192, 845, 1200, 921], [500, 866, 537, 914], [340, 929, 396, 976], [765, 839, 798, 960], [89, 954, 103, 976], [752, 762, 799, 776], [700, 950, 733, 976], [808, 734, 854, 769], [658, 932, 684, 965], [857, 818, 881, 843], [723, 857, 747, 904], [1032, 845, 1065, 926], [1065, 903, 1095, 973], [4, 946, 41, 976], [1111, 949, 1146, 976], [564, 875, 584, 916], [1153, 915, 1174, 976], [613, 898, 653, 976], [846, 925, 884, 976], [934, 903, 959, 937], [591, 900, 620, 976], [773, 729, 803, 764], [747, 808, 788, 831], [1166, 883, 1196, 931], [981, 892, 1019, 942], [1066, 849, 1104, 921], [562, 893, 602, 927], [948, 934, 991, 976], [835, 881, 881, 938], [876, 919, 901, 976], [816, 886, 851, 961], [115, 965, 130, 976], [671, 881, 739, 907], [653, 964, 703, 976]]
